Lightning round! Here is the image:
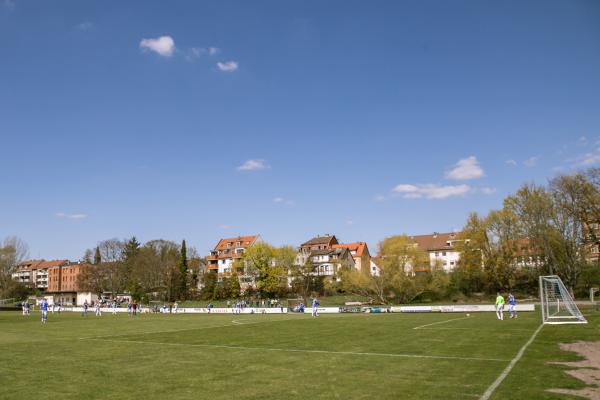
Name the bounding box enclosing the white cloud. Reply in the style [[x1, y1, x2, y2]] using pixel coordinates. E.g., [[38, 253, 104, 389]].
[[217, 61, 239, 72], [56, 212, 87, 220], [481, 187, 497, 195], [237, 159, 269, 171], [185, 46, 220, 61], [506, 159, 517, 167], [571, 147, 600, 167], [523, 156, 540, 168], [577, 136, 588, 146], [273, 197, 295, 206], [445, 156, 484, 180], [140, 36, 175, 57], [77, 21, 93, 31], [392, 183, 471, 199]]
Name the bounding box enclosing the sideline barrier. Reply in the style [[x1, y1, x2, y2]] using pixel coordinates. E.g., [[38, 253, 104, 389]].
[[391, 304, 535, 313], [53, 304, 534, 314], [304, 307, 340, 314], [181, 307, 287, 314]]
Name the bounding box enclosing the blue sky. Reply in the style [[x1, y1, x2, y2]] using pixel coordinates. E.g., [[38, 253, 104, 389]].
[[1, 0, 599, 260]]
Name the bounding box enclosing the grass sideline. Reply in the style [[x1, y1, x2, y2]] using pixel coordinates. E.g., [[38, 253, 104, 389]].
[[0, 309, 597, 399]]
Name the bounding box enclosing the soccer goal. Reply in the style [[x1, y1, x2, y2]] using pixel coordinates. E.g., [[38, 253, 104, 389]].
[[539, 275, 587, 325]]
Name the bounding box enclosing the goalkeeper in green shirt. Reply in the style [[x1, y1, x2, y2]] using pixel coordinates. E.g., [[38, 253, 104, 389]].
[[495, 292, 505, 320]]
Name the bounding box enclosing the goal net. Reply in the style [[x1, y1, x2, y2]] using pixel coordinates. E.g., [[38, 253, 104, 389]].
[[539, 275, 587, 325], [286, 298, 306, 313]]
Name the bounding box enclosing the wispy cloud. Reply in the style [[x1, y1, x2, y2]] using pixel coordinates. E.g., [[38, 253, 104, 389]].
[[237, 159, 269, 171], [345, 219, 354, 226], [506, 159, 517, 167], [140, 36, 175, 57], [185, 46, 220, 61], [577, 136, 588, 146], [77, 21, 93, 31], [273, 197, 295, 206], [56, 212, 87, 220], [217, 61, 239, 72], [523, 156, 540, 168], [570, 147, 600, 168], [3, 0, 15, 10], [480, 187, 497, 195], [392, 184, 471, 199], [373, 195, 387, 202], [445, 156, 484, 180]]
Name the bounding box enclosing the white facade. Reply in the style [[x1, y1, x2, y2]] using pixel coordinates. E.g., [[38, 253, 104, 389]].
[[428, 250, 460, 272]]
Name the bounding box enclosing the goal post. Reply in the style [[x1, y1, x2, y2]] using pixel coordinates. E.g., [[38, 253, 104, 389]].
[[539, 275, 587, 325]]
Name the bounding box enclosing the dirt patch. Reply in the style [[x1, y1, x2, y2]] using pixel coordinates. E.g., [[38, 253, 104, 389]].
[[548, 342, 600, 399]]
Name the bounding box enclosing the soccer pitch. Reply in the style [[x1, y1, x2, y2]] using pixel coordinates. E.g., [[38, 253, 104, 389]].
[[0, 310, 597, 399]]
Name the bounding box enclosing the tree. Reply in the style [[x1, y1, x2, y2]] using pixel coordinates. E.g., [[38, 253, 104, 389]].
[[123, 237, 141, 262], [0, 236, 29, 298], [97, 238, 124, 263], [176, 239, 189, 300], [94, 246, 101, 265], [242, 243, 288, 297], [340, 235, 430, 304]]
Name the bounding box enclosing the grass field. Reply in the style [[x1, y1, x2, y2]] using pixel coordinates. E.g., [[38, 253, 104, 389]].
[[1, 308, 598, 399]]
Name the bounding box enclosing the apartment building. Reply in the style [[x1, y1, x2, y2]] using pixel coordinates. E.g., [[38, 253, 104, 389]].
[[410, 232, 463, 272], [332, 242, 371, 273], [206, 235, 261, 275], [47, 262, 91, 305], [12, 259, 69, 291]]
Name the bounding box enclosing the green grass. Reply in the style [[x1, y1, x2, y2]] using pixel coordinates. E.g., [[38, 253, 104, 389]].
[[0, 308, 598, 399]]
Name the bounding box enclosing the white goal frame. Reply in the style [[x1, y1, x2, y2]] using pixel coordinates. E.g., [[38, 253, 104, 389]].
[[539, 275, 587, 325]]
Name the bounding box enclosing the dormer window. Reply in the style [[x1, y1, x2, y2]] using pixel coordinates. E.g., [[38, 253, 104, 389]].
[[227, 242, 232, 248]]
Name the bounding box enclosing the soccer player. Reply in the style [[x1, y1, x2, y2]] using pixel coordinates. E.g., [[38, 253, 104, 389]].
[[95, 302, 102, 317], [82, 301, 89, 317], [311, 297, 319, 317], [41, 299, 48, 324], [508, 292, 517, 319], [173, 302, 178, 314], [112, 300, 117, 315], [495, 292, 505, 320]]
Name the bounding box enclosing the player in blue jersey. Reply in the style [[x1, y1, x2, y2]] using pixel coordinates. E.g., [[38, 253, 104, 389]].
[[40, 299, 48, 324], [508, 292, 517, 319], [311, 298, 319, 317]]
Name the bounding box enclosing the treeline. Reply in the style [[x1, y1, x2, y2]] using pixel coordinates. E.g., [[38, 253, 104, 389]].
[[78, 237, 200, 302], [340, 168, 600, 303], [1, 168, 599, 305]]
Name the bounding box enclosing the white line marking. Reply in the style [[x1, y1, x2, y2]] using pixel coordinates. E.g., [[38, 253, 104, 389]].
[[79, 317, 298, 340], [413, 316, 472, 330], [479, 324, 543, 400], [81, 337, 509, 362]]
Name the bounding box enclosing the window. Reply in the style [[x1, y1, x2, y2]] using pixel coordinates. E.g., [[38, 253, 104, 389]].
[[227, 242, 232, 248], [236, 241, 241, 246], [450, 261, 455, 266], [442, 252, 446, 256], [435, 252, 439, 257]]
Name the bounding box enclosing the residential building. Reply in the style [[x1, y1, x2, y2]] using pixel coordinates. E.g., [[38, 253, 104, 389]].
[[308, 247, 355, 277], [410, 232, 463, 272], [297, 235, 338, 265], [47, 262, 91, 305], [206, 235, 261, 275], [332, 242, 371, 273], [12, 259, 69, 290]]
